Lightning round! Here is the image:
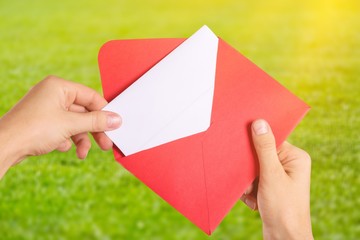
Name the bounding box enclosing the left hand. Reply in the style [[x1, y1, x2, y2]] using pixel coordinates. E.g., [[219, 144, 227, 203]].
[[0, 76, 121, 177]]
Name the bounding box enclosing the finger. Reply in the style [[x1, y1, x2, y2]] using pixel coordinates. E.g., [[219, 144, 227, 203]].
[[63, 80, 108, 111], [92, 132, 113, 150], [71, 133, 91, 159], [68, 104, 88, 113], [57, 139, 72, 152], [251, 119, 283, 179], [277, 141, 312, 178], [67, 111, 122, 135], [68, 103, 115, 150], [244, 183, 255, 195], [244, 184, 254, 195], [247, 178, 259, 197], [240, 194, 258, 210]]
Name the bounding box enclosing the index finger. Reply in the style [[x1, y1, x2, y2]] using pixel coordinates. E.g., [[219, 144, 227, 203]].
[[63, 80, 108, 111]]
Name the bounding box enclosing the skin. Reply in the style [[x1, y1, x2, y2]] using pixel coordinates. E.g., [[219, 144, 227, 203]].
[[241, 119, 314, 239], [0, 76, 121, 178], [0, 77, 313, 238]]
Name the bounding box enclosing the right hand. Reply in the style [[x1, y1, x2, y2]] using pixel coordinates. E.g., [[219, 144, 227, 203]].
[[241, 119, 313, 239]]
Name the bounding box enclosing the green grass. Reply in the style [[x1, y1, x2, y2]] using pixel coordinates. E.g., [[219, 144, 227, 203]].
[[0, 0, 359, 239]]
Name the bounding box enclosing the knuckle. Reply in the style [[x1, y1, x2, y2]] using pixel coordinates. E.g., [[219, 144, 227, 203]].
[[43, 75, 58, 83], [91, 112, 105, 132], [256, 138, 275, 151], [88, 92, 98, 110], [29, 76, 59, 95], [91, 112, 100, 132], [41, 75, 62, 88], [300, 150, 312, 166]]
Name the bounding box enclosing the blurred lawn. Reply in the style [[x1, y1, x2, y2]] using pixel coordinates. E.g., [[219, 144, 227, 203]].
[[0, 0, 359, 239]]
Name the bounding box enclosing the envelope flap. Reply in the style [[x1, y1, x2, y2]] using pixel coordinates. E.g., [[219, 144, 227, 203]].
[[99, 38, 185, 102]]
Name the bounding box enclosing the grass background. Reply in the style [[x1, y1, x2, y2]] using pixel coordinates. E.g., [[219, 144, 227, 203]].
[[0, 0, 359, 239]]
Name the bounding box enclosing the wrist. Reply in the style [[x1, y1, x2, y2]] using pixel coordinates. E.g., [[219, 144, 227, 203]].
[[0, 151, 14, 179], [0, 119, 26, 179], [262, 217, 313, 240]]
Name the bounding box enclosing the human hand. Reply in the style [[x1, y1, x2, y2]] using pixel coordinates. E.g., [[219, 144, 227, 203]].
[[241, 119, 313, 239], [0, 76, 121, 178]]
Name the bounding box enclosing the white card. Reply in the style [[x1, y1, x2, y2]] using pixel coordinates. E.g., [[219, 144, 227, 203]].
[[103, 26, 219, 156]]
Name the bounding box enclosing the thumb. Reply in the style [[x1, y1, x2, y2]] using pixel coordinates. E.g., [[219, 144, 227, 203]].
[[67, 111, 122, 135], [251, 119, 283, 179]]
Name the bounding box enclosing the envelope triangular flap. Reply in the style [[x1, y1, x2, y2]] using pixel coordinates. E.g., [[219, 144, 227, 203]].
[[103, 26, 219, 156], [99, 38, 186, 102]]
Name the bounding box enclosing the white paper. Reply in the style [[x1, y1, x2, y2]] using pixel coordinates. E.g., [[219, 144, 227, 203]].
[[103, 25, 219, 156]]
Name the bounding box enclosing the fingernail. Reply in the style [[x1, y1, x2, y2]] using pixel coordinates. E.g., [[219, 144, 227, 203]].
[[245, 198, 257, 210], [106, 112, 122, 129], [253, 119, 268, 135]]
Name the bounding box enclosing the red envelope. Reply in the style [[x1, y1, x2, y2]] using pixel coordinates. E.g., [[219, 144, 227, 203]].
[[98, 33, 309, 234]]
